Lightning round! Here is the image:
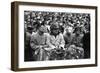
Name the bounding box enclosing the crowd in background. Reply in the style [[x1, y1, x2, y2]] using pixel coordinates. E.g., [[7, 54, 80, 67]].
[[24, 11, 90, 61]]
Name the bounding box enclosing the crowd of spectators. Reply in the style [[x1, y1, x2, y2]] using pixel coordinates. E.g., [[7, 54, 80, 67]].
[[24, 11, 90, 61]]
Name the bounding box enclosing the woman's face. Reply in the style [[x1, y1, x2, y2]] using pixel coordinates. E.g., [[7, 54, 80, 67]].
[[52, 28, 59, 35], [38, 26, 45, 35]]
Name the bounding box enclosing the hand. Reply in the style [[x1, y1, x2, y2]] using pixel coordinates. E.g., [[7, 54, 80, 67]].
[[58, 46, 63, 50], [39, 45, 43, 48]]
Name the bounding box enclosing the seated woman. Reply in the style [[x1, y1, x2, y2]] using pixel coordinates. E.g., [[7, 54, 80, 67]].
[[72, 27, 84, 47], [46, 22, 65, 60], [30, 22, 49, 61]]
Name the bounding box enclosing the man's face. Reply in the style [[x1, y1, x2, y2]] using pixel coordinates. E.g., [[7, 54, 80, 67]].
[[76, 30, 80, 35], [28, 30, 32, 33], [66, 29, 71, 36], [67, 32, 71, 36], [27, 27, 32, 33]]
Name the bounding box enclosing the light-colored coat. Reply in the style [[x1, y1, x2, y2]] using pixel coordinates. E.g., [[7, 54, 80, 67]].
[[30, 32, 49, 61], [46, 33, 65, 49]]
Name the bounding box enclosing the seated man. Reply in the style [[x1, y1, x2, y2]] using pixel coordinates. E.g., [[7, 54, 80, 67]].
[[65, 27, 84, 59], [63, 27, 74, 48], [24, 25, 33, 61], [72, 27, 84, 47], [30, 23, 48, 61]]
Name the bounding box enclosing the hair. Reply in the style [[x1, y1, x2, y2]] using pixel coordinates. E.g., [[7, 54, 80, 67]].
[[50, 23, 60, 35], [33, 21, 42, 30], [73, 27, 81, 33], [59, 25, 64, 33]]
